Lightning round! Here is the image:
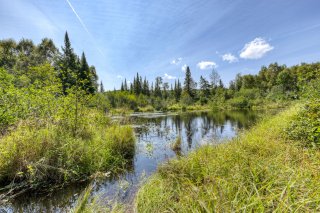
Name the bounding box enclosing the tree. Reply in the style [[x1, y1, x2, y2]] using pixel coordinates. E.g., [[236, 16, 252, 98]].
[[89, 65, 98, 93], [121, 82, 124, 91], [183, 66, 196, 99], [177, 79, 182, 100], [143, 77, 150, 96], [124, 78, 128, 91], [210, 68, 221, 89], [59, 31, 78, 93], [79, 52, 89, 89], [154, 77, 162, 97], [100, 81, 104, 93], [163, 82, 169, 99], [199, 76, 211, 97], [36, 38, 58, 64], [15, 39, 36, 71], [0, 39, 17, 69], [234, 73, 242, 91]]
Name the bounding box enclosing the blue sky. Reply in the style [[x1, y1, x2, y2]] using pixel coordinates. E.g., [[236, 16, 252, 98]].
[[1, 0, 320, 90]]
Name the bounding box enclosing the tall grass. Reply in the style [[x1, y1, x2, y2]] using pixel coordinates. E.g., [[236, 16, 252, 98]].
[[72, 185, 125, 213], [0, 110, 135, 191], [136, 104, 320, 212]]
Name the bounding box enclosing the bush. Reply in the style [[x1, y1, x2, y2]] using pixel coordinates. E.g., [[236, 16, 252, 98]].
[[286, 100, 320, 147], [228, 96, 249, 108]]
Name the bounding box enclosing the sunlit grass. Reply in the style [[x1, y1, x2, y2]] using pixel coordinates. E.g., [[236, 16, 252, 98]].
[[136, 104, 320, 212], [0, 110, 135, 190]]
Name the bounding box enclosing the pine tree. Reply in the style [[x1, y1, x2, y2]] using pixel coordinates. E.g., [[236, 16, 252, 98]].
[[174, 79, 182, 101], [124, 78, 128, 91], [150, 82, 154, 96], [100, 81, 104, 93], [59, 31, 78, 93], [130, 83, 133, 93], [183, 66, 196, 98], [219, 79, 224, 88], [143, 77, 149, 95], [79, 52, 93, 93], [154, 77, 162, 97], [121, 82, 124, 91]]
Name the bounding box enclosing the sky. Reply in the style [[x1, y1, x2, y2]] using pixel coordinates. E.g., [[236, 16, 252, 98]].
[[1, 0, 320, 90]]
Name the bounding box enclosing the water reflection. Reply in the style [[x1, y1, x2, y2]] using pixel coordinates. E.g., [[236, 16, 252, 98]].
[[2, 110, 261, 212]]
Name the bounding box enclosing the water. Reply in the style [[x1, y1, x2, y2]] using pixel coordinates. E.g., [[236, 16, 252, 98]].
[[2, 110, 263, 212]]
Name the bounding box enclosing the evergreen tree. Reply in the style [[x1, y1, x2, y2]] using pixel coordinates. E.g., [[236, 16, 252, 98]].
[[183, 66, 196, 98], [100, 81, 104, 93], [154, 77, 162, 97], [124, 78, 128, 91], [150, 82, 154, 96], [219, 79, 224, 88], [79, 52, 92, 93], [143, 77, 149, 96], [59, 31, 78, 93], [121, 82, 124, 91], [174, 79, 182, 101]]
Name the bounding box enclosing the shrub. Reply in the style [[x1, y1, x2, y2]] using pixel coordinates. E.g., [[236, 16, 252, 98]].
[[228, 96, 249, 108], [286, 100, 320, 147]]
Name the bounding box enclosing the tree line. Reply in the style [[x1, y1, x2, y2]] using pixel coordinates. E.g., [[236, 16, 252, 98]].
[[112, 61, 320, 111], [0, 32, 99, 95]]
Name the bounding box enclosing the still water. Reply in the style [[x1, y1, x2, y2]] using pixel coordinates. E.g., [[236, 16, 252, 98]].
[[2, 110, 263, 212]]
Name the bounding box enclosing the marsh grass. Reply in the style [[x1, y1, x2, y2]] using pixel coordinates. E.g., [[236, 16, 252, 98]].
[[0, 110, 135, 197], [136, 104, 320, 212], [172, 136, 182, 152], [72, 184, 125, 213]]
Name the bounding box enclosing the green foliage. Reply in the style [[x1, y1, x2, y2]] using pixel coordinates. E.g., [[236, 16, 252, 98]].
[[286, 100, 320, 147], [0, 34, 136, 192]]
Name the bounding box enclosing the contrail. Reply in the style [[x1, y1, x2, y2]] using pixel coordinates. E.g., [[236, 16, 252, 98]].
[[65, 0, 105, 57]]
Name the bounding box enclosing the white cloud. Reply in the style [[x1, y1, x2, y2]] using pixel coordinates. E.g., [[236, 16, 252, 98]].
[[163, 73, 176, 80], [181, 64, 187, 72], [240, 37, 274, 59], [222, 53, 238, 63], [117, 75, 123, 79], [170, 57, 182, 65], [197, 61, 217, 70]]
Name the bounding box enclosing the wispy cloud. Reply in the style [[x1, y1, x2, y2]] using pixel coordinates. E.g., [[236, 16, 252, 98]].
[[65, 0, 105, 57], [197, 61, 217, 70], [164, 73, 176, 80], [65, 0, 90, 35], [240, 37, 274, 59], [222, 53, 238, 63], [170, 57, 182, 65], [117, 75, 123, 79], [181, 64, 187, 72]]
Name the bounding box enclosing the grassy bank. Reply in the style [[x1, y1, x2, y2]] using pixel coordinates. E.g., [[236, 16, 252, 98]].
[[136, 103, 320, 212], [0, 110, 135, 197]]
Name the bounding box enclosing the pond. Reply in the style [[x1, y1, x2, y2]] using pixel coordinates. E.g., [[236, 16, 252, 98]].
[[2, 110, 264, 212]]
